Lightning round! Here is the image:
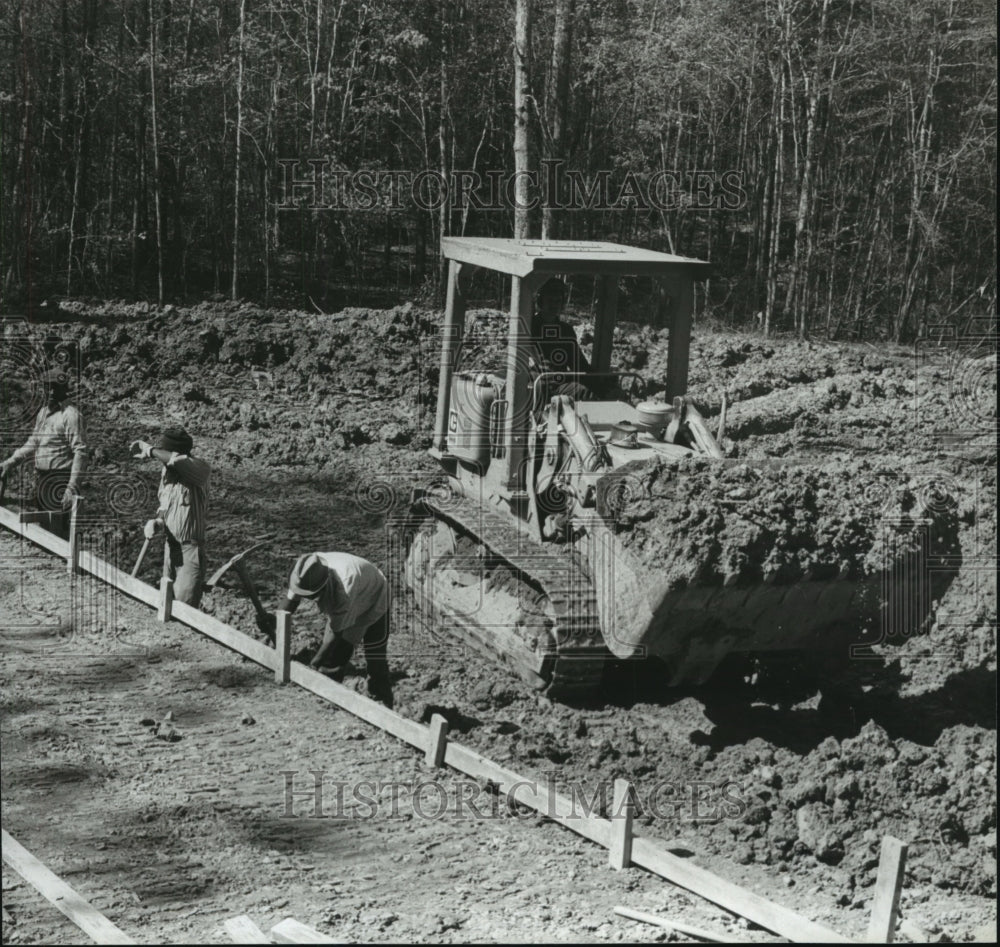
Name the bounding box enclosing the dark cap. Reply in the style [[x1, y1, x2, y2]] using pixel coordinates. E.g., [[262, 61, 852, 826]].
[[45, 368, 71, 389], [156, 427, 194, 455], [538, 278, 567, 301]]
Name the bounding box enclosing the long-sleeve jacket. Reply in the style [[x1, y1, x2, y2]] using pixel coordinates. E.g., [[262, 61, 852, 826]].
[[529, 319, 592, 376], [285, 552, 388, 645], [156, 453, 211, 544], [9, 401, 88, 477]]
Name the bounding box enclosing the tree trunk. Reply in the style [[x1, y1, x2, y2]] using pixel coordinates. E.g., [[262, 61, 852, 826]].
[[542, 0, 573, 240], [438, 0, 449, 289], [765, 64, 786, 337], [513, 0, 536, 239], [148, 0, 163, 304], [65, 87, 83, 296], [263, 57, 280, 306], [231, 0, 246, 300], [783, 0, 829, 338]]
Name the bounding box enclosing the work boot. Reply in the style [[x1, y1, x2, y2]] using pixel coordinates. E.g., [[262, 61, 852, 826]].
[[367, 672, 394, 709], [311, 661, 349, 683]]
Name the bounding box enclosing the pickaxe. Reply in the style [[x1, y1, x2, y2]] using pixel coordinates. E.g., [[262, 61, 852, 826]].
[[205, 542, 269, 624]]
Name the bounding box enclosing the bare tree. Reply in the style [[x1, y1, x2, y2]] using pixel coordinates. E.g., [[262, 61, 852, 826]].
[[542, 0, 573, 239], [513, 0, 536, 239], [232, 0, 247, 300], [148, 0, 163, 304]]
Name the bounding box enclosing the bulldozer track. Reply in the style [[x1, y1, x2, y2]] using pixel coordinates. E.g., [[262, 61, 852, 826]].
[[390, 493, 608, 701]]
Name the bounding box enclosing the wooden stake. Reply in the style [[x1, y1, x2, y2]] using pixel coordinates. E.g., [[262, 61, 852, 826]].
[[867, 836, 908, 943], [609, 778, 634, 870], [67, 496, 81, 575], [157, 576, 173, 622], [274, 610, 291, 684], [426, 713, 449, 767], [270, 918, 340, 944]]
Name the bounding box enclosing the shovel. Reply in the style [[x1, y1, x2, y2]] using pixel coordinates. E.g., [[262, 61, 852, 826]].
[[131, 536, 152, 577]]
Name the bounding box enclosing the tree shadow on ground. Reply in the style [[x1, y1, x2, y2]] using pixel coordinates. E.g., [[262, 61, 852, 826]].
[[241, 812, 371, 853]]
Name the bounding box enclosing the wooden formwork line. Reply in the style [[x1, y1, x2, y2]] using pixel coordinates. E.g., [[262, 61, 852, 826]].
[[1, 829, 137, 945], [1, 507, 851, 943]]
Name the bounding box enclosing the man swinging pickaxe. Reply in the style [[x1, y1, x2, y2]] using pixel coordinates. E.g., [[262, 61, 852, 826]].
[[204, 542, 272, 636]]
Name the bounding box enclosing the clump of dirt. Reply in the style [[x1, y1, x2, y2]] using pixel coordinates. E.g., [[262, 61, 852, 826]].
[[709, 720, 997, 895], [601, 455, 959, 590]]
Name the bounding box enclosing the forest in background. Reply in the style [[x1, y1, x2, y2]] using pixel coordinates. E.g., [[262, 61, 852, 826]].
[[1, 0, 995, 339]]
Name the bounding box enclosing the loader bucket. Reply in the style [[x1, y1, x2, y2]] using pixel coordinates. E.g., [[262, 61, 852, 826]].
[[578, 496, 960, 687]]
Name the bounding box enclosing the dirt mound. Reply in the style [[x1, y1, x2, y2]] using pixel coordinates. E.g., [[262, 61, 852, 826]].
[[8, 301, 443, 470], [2, 300, 994, 918], [708, 720, 997, 895], [600, 455, 959, 590]]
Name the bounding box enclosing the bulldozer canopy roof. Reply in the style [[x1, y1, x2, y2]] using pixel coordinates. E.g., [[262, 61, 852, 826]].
[[440, 237, 710, 279]]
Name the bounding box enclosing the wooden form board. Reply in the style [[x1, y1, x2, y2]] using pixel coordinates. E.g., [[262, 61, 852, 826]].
[[1, 829, 137, 945], [288, 662, 426, 747], [223, 914, 269, 943], [78, 550, 161, 608], [629, 836, 850, 943], [1, 505, 68, 556], [270, 917, 341, 943], [614, 905, 739, 943], [1, 508, 851, 944], [443, 741, 610, 847], [171, 598, 277, 668]]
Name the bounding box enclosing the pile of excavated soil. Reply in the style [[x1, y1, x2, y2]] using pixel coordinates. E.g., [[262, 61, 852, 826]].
[[600, 455, 960, 590], [2, 300, 995, 918], [690, 716, 997, 895], [612, 325, 996, 462], [8, 301, 528, 474], [23, 301, 442, 469]]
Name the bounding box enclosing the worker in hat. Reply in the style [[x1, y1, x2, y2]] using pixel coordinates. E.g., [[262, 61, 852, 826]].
[[259, 552, 393, 708], [130, 427, 211, 606], [530, 278, 596, 405], [0, 368, 89, 538], [531, 278, 632, 405]]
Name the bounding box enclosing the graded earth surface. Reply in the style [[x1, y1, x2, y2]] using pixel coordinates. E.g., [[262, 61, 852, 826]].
[[1, 300, 996, 943]]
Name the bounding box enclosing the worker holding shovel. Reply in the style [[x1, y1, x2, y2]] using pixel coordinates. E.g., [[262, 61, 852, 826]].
[[130, 427, 211, 606], [259, 552, 393, 708]]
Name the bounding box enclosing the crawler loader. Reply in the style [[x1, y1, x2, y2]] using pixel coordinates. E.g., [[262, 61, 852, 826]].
[[396, 238, 944, 700]]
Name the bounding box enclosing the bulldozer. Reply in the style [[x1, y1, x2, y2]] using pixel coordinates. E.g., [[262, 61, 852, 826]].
[[395, 238, 945, 700]]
